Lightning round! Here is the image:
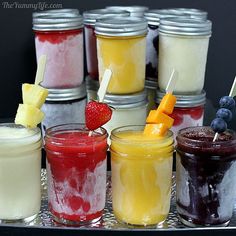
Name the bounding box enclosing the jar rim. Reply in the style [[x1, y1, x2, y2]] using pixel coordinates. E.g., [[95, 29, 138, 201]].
[[45, 123, 107, 144], [111, 125, 173, 144], [0, 123, 41, 142], [106, 5, 149, 13], [176, 126, 236, 155], [95, 16, 148, 37]]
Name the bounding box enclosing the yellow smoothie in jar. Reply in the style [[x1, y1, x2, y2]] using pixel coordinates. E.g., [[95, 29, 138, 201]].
[[110, 126, 173, 226], [97, 35, 146, 94], [95, 16, 147, 94]]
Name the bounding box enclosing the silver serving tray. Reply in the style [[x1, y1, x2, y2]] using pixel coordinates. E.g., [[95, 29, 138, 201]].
[[1, 169, 236, 233]]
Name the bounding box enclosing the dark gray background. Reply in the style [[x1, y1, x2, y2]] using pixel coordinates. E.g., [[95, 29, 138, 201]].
[[0, 0, 235, 129]]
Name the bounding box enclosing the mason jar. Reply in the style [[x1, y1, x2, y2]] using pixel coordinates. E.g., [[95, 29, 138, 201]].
[[83, 9, 129, 80], [176, 126, 236, 227], [106, 6, 148, 17], [156, 90, 206, 139], [144, 9, 189, 80], [0, 123, 42, 222], [95, 17, 148, 94], [41, 83, 87, 137], [33, 10, 84, 88], [102, 90, 148, 143], [158, 18, 212, 94], [111, 125, 174, 226], [45, 124, 108, 225]]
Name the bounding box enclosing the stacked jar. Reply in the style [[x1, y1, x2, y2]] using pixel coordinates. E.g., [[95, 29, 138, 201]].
[[93, 16, 149, 138], [157, 11, 212, 138], [83, 9, 130, 100], [32, 9, 87, 133], [143, 9, 190, 110]]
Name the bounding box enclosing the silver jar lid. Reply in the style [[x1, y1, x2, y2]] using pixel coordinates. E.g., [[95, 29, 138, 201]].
[[145, 79, 158, 89], [159, 17, 212, 36], [104, 90, 148, 109], [95, 16, 148, 37], [33, 9, 79, 18], [144, 9, 189, 26], [83, 9, 130, 26], [167, 8, 207, 20], [45, 83, 86, 101], [33, 11, 83, 31], [156, 90, 206, 108], [106, 6, 148, 15]]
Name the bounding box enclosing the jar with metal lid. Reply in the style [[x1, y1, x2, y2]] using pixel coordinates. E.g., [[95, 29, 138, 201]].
[[32, 10, 84, 88], [41, 83, 87, 137], [144, 10, 189, 80], [102, 90, 148, 143], [167, 8, 207, 20], [106, 6, 148, 17], [156, 90, 206, 139], [95, 17, 148, 94], [145, 79, 158, 112], [85, 75, 99, 101], [83, 9, 130, 80], [158, 18, 212, 94]]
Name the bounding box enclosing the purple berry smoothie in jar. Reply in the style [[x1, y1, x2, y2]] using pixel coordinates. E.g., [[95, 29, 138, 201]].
[[176, 126, 236, 227]]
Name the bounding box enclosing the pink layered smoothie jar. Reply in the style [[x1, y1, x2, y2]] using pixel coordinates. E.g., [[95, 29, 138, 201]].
[[83, 9, 129, 80], [45, 124, 108, 225], [33, 10, 84, 88]]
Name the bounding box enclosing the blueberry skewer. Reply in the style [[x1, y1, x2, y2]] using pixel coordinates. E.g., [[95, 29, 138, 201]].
[[211, 76, 236, 141]]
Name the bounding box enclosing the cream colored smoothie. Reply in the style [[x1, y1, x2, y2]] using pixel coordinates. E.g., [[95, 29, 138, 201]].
[[0, 124, 42, 221]]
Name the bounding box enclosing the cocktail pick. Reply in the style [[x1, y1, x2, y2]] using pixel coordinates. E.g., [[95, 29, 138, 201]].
[[88, 69, 112, 136], [34, 55, 47, 85], [166, 69, 178, 94], [213, 75, 236, 142]]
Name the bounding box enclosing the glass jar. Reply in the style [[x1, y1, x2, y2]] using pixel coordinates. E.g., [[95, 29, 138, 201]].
[[85, 75, 99, 101], [145, 79, 158, 112], [167, 8, 207, 20], [156, 90, 206, 139], [158, 18, 212, 94], [176, 126, 236, 227], [0, 123, 42, 222], [33, 10, 84, 88], [106, 6, 148, 17], [102, 90, 148, 143], [45, 124, 108, 225], [83, 9, 129, 80], [95, 17, 148, 94], [144, 10, 189, 80], [110, 125, 174, 226], [41, 83, 87, 137]]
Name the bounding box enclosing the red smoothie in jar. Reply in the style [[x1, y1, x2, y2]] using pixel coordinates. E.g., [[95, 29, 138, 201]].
[[45, 124, 107, 225], [33, 12, 84, 88]]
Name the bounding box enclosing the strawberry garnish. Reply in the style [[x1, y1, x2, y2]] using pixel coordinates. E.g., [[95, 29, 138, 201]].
[[85, 101, 112, 130]]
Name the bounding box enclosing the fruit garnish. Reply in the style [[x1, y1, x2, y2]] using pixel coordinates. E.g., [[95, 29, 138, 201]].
[[219, 96, 235, 110], [212, 76, 236, 141], [144, 70, 178, 137], [15, 55, 48, 128], [211, 117, 227, 133], [85, 101, 112, 130]]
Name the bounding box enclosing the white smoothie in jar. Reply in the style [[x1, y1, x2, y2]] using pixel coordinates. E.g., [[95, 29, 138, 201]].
[[158, 18, 212, 94], [0, 124, 42, 222]]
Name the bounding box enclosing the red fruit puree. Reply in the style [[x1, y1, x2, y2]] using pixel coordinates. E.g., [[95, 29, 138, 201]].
[[45, 125, 107, 225]]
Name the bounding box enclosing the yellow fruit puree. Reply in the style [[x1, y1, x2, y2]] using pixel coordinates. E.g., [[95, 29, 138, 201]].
[[110, 126, 174, 226], [97, 35, 146, 94]]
